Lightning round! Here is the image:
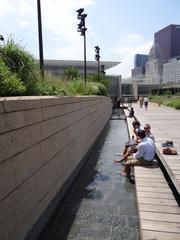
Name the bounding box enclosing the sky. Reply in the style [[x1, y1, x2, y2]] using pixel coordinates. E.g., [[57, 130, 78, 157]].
[[0, 0, 180, 77]]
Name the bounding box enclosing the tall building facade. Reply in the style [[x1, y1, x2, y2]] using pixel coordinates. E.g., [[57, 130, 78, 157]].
[[163, 57, 180, 86], [145, 24, 180, 85], [131, 54, 148, 82], [155, 24, 180, 63], [134, 54, 148, 68]]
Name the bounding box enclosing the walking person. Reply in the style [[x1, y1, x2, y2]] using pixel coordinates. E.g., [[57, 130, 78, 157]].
[[144, 96, 149, 110], [139, 96, 144, 108]]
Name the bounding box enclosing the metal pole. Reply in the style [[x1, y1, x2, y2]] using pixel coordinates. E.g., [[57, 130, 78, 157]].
[[84, 30, 87, 86], [37, 0, 44, 79], [98, 58, 100, 81]]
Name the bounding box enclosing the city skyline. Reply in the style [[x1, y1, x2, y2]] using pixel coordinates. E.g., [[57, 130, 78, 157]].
[[1, 0, 180, 77]]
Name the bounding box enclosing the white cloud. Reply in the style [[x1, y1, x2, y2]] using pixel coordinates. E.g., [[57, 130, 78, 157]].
[[106, 35, 153, 77], [127, 33, 143, 42], [0, 1, 153, 77]]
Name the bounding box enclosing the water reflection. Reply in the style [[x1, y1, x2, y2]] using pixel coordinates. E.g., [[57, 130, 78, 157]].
[[38, 110, 140, 240]]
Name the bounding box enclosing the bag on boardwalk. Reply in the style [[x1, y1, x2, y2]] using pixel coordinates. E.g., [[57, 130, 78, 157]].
[[162, 147, 177, 155]]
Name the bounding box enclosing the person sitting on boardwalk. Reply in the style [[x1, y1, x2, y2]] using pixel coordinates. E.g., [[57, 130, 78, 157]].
[[114, 120, 143, 163], [120, 130, 156, 177], [128, 107, 134, 118], [144, 123, 155, 142]]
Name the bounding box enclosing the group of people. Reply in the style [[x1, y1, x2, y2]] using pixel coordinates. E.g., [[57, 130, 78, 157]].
[[139, 96, 149, 110], [114, 120, 156, 177]]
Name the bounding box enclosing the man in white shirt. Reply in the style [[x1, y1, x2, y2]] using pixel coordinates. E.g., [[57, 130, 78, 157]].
[[120, 129, 156, 177]]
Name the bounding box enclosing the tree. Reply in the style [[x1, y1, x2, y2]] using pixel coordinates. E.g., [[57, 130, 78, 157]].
[[63, 66, 79, 80]]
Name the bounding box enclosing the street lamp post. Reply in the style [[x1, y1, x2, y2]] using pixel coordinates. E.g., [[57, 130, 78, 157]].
[[0, 35, 4, 45], [101, 64, 105, 75], [95, 46, 100, 81], [37, 0, 44, 79], [76, 8, 87, 86]]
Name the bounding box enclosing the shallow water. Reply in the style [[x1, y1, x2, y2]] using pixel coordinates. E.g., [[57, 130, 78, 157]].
[[39, 110, 140, 240]]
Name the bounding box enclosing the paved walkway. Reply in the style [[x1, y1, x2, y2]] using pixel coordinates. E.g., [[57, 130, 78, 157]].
[[132, 102, 180, 198]]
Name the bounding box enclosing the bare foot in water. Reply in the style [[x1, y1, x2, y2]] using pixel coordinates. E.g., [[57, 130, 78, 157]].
[[120, 170, 128, 177], [113, 158, 124, 163]]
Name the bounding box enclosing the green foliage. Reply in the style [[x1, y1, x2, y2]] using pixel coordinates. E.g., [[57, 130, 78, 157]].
[[0, 59, 26, 96], [163, 98, 180, 109], [63, 67, 79, 80], [0, 39, 109, 97], [162, 89, 173, 96], [0, 39, 41, 95], [152, 87, 180, 96], [88, 73, 111, 89], [0, 39, 35, 81], [150, 95, 180, 109]]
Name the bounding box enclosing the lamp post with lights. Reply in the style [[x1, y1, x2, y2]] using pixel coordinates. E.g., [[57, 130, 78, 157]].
[[95, 46, 100, 81], [76, 8, 87, 85], [0, 35, 4, 45]]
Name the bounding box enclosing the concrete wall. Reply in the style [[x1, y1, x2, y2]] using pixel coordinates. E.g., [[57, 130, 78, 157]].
[[0, 96, 112, 240]]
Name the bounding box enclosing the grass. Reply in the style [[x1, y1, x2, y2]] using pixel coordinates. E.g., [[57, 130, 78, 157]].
[[150, 95, 180, 109]]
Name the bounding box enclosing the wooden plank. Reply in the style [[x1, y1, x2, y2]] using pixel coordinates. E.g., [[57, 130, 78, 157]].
[[136, 182, 169, 188], [141, 219, 180, 233], [140, 211, 180, 223], [137, 191, 174, 199], [139, 204, 180, 214], [135, 167, 161, 172], [135, 166, 162, 171], [135, 174, 164, 179], [170, 166, 180, 170], [143, 230, 180, 240], [172, 170, 180, 175], [175, 175, 180, 180], [135, 177, 167, 183], [138, 197, 178, 206], [136, 186, 172, 193]]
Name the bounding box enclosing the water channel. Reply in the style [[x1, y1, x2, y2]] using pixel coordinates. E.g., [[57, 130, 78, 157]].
[[38, 109, 140, 240]]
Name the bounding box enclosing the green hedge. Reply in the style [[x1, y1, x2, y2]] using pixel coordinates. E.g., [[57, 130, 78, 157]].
[[0, 40, 110, 97]]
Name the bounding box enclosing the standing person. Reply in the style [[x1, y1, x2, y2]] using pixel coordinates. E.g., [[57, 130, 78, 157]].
[[120, 130, 156, 177], [144, 96, 149, 110]]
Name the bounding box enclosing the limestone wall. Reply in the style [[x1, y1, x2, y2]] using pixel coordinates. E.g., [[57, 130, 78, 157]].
[[0, 96, 112, 240]]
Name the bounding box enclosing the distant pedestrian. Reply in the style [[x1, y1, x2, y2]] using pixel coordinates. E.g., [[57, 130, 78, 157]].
[[144, 97, 149, 110], [139, 96, 144, 108]]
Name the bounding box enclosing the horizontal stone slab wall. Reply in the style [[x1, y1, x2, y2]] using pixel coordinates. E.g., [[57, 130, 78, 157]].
[[0, 96, 112, 240]]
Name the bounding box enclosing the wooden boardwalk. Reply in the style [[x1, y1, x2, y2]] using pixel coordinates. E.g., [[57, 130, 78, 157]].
[[132, 102, 180, 197], [124, 107, 180, 240]]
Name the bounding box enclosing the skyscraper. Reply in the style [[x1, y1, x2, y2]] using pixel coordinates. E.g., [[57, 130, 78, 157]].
[[155, 24, 180, 63], [134, 54, 148, 68], [145, 24, 180, 85]]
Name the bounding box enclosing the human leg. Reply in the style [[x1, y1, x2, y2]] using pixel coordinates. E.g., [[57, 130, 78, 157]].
[[120, 157, 152, 177]]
